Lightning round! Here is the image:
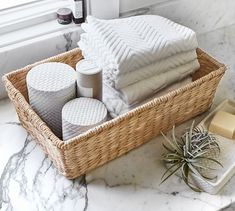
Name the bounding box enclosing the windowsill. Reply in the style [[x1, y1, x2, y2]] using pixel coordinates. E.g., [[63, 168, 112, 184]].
[[0, 0, 41, 10], [0, 0, 81, 50], [0, 20, 81, 51]]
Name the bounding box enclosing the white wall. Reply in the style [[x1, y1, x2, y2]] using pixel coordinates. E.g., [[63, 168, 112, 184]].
[[120, 0, 235, 35], [120, 0, 166, 12], [150, 0, 235, 35]]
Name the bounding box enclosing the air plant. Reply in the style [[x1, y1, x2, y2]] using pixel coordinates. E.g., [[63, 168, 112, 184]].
[[161, 121, 223, 192]]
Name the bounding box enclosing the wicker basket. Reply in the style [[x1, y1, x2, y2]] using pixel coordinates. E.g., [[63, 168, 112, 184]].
[[2, 48, 226, 179]]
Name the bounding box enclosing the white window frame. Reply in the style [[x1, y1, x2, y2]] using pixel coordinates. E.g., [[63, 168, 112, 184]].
[[0, 0, 168, 49], [0, 0, 76, 48], [0, 0, 43, 11]]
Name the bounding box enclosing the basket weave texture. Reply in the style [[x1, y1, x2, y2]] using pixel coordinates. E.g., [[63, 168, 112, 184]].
[[2, 48, 226, 179]]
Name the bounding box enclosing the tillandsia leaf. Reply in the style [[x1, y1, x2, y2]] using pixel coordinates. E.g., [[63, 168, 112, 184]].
[[187, 163, 212, 185], [161, 159, 181, 163], [161, 132, 182, 153], [162, 143, 176, 153], [196, 156, 223, 168], [193, 130, 217, 143], [193, 126, 202, 133], [162, 158, 184, 164], [192, 130, 217, 146], [192, 150, 212, 158], [189, 167, 217, 181], [161, 163, 182, 185], [163, 153, 185, 160], [172, 126, 182, 150], [212, 143, 221, 153], [181, 163, 188, 178], [192, 143, 208, 154], [185, 133, 189, 156], [186, 159, 202, 163], [180, 136, 185, 145], [191, 163, 218, 171], [189, 121, 195, 141], [198, 173, 218, 181], [162, 155, 183, 162], [188, 134, 193, 152], [199, 140, 219, 148], [209, 141, 221, 153], [161, 162, 181, 180], [187, 151, 195, 158], [181, 171, 202, 192], [194, 144, 219, 152], [181, 163, 202, 192], [193, 135, 210, 144], [192, 142, 219, 156]]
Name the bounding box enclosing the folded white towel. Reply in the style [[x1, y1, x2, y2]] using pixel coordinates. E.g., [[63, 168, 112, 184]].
[[104, 77, 192, 118], [109, 50, 197, 89], [79, 34, 197, 88], [112, 59, 199, 105], [79, 15, 198, 76]]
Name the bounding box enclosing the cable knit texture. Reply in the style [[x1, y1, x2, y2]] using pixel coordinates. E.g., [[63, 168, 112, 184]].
[[103, 77, 192, 118], [79, 32, 198, 88], [77, 15, 199, 117], [79, 15, 198, 75]]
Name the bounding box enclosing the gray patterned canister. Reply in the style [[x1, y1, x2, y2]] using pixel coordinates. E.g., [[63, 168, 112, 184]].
[[62, 98, 107, 141], [76, 60, 102, 101], [26, 62, 76, 138]]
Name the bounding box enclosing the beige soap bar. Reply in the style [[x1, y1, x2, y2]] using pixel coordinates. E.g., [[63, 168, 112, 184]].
[[209, 110, 235, 139]]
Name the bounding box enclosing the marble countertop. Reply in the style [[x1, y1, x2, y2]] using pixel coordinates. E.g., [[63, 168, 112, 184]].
[[1, 23, 235, 211]]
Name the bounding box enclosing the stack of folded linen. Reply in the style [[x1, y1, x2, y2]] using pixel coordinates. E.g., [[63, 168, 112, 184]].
[[78, 15, 200, 118]]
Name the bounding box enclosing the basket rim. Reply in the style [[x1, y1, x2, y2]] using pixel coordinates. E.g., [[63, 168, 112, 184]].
[[2, 48, 226, 150]]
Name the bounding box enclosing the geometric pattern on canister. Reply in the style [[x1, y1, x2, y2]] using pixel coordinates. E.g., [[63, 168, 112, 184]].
[[26, 62, 76, 138], [62, 98, 107, 141]]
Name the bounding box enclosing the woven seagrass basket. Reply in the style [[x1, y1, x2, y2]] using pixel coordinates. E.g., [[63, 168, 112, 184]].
[[2, 48, 226, 179]]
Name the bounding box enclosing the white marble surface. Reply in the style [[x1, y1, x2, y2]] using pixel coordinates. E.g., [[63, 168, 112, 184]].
[[0, 23, 235, 211]]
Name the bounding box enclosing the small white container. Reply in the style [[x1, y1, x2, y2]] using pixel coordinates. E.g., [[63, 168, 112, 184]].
[[26, 62, 76, 138], [62, 98, 107, 141], [191, 100, 235, 194], [76, 59, 102, 101], [164, 100, 235, 194]]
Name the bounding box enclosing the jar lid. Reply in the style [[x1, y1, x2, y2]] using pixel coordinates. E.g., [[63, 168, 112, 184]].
[[76, 59, 102, 75], [57, 8, 72, 23], [62, 98, 107, 126], [26, 62, 76, 92]]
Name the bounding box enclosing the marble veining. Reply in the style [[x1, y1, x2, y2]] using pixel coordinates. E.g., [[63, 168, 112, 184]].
[[0, 123, 88, 211], [63, 32, 73, 52], [1, 14, 235, 211]]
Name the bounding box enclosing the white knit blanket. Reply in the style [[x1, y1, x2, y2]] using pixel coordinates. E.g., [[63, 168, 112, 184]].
[[79, 32, 197, 89], [79, 15, 198, 77], [104, 77, 192, 118]]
